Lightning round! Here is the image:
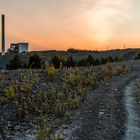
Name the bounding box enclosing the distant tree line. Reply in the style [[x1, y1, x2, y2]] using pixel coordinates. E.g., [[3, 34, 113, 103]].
[[51, 55, 125, 68], [67, 48, 98, 53], [134, 52, 140, 60], [6, 53, 125, 70], [6, 53, 42, 70]]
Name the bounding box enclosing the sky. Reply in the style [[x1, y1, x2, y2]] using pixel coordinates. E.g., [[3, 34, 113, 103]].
[[0, 0, 140, 51]]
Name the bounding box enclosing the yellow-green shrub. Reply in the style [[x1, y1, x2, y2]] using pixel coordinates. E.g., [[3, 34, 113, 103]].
[[36, 115, 52, 139], [69, 73, 77, 86], [78, 84, 87, 101], [68, 98, 80, 109], [4, 81, 15, 100], [64, 111, 71, 123], [47, 64, 56, 79], [55, 100, 63, 116]]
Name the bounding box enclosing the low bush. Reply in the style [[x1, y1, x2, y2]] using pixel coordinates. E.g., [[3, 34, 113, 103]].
[[51, 55, 125, 69], [68, 98, 80, 109], [6, 55, 22, 70], [46, 64, 56, 80], [28, 53, 42, 69], [134, 52, 140, 60], [4, 81, 15, 100], [103, 63, 129, 80], [64, 111, 71, 123], [36, 115, 52, 139], [51, 56, 61, 68]]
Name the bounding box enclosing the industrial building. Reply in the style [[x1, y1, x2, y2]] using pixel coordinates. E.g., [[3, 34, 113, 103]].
[[1, 14, 29, 55], [8, 43, 28, 54]]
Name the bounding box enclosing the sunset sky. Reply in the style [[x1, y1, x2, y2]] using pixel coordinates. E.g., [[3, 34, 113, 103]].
[[0, 0, 140, 51]]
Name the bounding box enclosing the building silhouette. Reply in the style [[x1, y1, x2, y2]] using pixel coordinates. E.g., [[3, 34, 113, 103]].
[[8, 43, 28, 54]]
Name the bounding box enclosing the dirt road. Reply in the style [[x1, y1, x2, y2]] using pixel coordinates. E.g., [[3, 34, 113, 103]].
[[65, 70, 140, 140]]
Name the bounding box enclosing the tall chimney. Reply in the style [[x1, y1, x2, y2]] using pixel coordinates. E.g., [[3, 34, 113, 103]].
[[1, 15, 5, 55]]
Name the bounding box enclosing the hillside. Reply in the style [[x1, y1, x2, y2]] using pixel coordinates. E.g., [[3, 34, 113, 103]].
[[0, 48, 139, 69], [0, 49, 140, 139]]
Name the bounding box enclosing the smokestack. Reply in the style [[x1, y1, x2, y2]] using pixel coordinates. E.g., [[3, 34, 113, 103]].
[[1, 15, 5, 55]]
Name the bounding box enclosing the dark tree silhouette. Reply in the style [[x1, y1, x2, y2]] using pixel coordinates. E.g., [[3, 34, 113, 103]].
[[77, 59, 87, 67], [115, 55, 124, 61], [100, 57, 107, 64], [94, 58, 100, 66], [28, 53, 42, 69], [67, 56, 76, 67], [107, 56, 114, 63], [135, 52, 140, 59], [86, 55, 94, 66], [51, 56, 61, 68], [6, 54, 21, 70]]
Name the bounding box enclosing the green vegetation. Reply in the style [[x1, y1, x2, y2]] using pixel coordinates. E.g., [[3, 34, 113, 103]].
[[0, 62, 130, 139], [134, 51, 140, 60], [7, 53, 42, 70], [51, 127, 64, 140], [67, 48, 98, 53], [28, 53, 42, 69], [103, 63, 129, 80], [133, 91, 140, 101], [4, 81, 15, 100], [36, 115, 52, 140], [52, 56, 61, 68], [6, 54, 22, 70], [133, 85, 140, 101], [64, 111, 71, 123], [6, 50, 126, 71], [51, 134, 64, 140], [45, 64, 56, 80], [51, 55, 125, 69]]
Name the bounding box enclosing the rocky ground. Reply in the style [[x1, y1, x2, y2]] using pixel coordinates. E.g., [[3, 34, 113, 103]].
[[65, 71, 140, 140], [63, 60, 140, 140], [0, 66, 103, 139], [0, 60, 140, 140]]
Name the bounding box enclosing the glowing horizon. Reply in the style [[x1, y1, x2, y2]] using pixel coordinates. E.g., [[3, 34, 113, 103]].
[[0, 0, 140, 51]]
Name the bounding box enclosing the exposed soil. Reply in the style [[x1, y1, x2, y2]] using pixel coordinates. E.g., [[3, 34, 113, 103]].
[[64, 71, 140, 140], [0, 61, 140, 140], [123, 77, 140, 140]]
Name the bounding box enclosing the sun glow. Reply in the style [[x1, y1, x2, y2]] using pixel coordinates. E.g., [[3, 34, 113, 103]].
[[88, 7, 114, 44], [87, 0, 133, 46]]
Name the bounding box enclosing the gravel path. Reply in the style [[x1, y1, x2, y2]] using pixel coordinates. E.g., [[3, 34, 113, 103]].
[[65, 71, 140, 140], [123, 78, 140, 140]]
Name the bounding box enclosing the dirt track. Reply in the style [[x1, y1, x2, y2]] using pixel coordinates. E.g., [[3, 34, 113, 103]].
[[65, 68, 140, 140]]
